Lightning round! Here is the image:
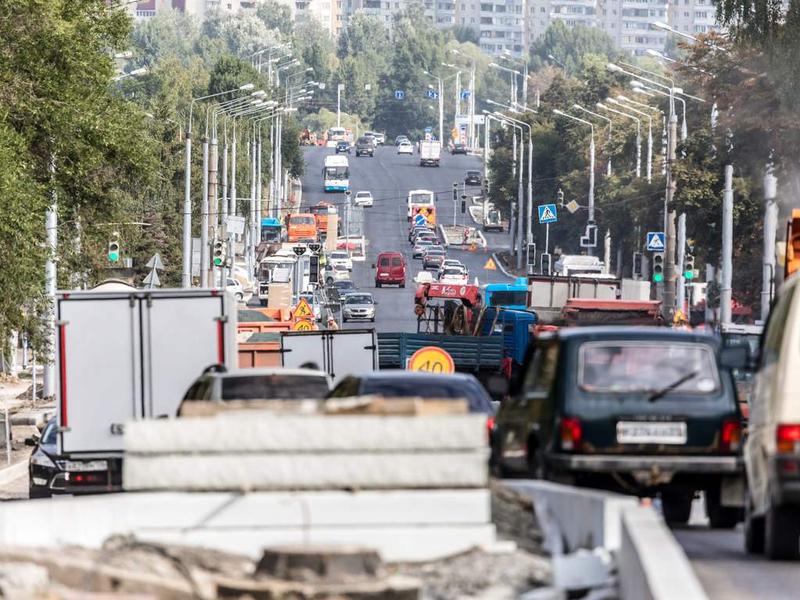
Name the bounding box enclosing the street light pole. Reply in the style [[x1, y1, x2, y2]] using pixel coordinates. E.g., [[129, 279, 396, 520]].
[[337, 83, 343, 128], [597, 102, 641, 179], [574, 103, 613, 176]]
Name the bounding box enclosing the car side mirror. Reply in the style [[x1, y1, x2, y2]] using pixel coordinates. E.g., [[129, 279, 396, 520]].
[[371, 264, 376, 269], [24, 435, 39, 447], [720, 345, 749, 370]]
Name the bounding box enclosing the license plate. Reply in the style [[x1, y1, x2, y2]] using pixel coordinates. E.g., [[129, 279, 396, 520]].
[[65, 460, 108, 472], [616, 422, 687, 445]]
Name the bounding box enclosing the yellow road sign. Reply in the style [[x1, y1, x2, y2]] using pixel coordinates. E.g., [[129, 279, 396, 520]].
[[407, 346, 455, 374], [484, 257, 497, 270], [292, 319, 314, 331], [293, 298, 314, 320]]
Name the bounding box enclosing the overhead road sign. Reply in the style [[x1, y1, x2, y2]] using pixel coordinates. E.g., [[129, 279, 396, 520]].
[[394, 90, 405, 100], [646, 232, 666, 251], [537, 204, 558, 224], [461, 90, 471, 100]]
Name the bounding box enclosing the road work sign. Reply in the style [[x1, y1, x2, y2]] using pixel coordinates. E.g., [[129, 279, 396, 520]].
[[537, 204, 558, 224], [292, 298, 313, 320], [484, 257, 497, 270], [407, 346, 455, 374], [646, 232, 666, 251]]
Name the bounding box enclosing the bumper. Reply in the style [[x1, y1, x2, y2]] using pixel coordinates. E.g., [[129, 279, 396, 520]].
[[548, 453, 743, 474], [324, 185, 349, 192], [343, 312, 375, 320]]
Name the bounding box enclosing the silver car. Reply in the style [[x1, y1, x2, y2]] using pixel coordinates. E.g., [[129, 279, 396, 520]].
[[342, 293, 377, 323]]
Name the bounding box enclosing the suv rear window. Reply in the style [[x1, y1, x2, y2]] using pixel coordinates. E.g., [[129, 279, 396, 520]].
[[359, 378, 491, 413], [222, 375, 329, 400], [578, 342, 719, 395], [391, 257, 402, 267], [379, 257, 390, 266]]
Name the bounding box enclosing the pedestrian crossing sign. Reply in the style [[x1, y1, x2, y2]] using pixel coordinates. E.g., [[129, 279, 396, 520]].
[[646, 232, 666, 251], [537, 204, 558, 224]]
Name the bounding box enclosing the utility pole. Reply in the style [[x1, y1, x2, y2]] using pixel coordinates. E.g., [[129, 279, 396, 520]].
[[182, 125, 193, 287], [43, 152, 57, 398], [516, 136, 525, 271], [337, 84, 344, 128], [676, 213, 686, 314], [209, 128, 219, 287], [468, 65, 476, 148], [720, 165, 734, 325], [662, 112, 678, 318], [200, 132, 210, 287], [438, 78, 444, 145], [761, 166, 778, 321]]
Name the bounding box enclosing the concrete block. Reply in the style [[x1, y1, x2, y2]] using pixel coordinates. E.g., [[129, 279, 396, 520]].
[[552, 549, 613, 592], [124, 451, 489, 491], [125, 414, 487, 454]]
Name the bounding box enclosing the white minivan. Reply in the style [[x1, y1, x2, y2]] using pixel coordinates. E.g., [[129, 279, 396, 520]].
[[745, 274, 800, 559]]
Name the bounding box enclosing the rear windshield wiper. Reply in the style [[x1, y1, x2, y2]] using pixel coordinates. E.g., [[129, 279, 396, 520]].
[[648, 370, 699, 403]]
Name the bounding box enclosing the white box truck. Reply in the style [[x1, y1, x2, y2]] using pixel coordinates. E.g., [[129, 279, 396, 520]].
[[280, 329, 377, 383], [54, 281, 237, 493], [419, 140, 441, 167]]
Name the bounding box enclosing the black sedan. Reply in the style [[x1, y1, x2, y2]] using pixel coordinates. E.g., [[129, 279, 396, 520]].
[[335, 141, 350, 154], [465, 170, 482, 186], [451, 142, 468, 155], [28, 419, 120, 498]]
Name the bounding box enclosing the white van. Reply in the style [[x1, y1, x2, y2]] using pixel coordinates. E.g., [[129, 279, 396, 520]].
[[745, 274, 800, 559]]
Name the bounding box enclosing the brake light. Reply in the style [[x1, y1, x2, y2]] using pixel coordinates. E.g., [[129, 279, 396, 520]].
[[720, 419, 742, 452], [776, 424, 800, 454], [486, 416, 495, 442], [560, 417, 582, 452]]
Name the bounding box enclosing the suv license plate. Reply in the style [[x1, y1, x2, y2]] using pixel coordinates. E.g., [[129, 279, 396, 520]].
[[617, 422, 687, 445], [65, 460, 108, 472]]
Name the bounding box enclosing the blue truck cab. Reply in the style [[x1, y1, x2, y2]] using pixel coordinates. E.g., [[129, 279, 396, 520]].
[[479, 306, 537, 366], [484, 278, 528, 310], [261, 217, 282, 243]]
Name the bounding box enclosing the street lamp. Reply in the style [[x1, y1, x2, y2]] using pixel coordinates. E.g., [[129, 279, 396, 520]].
[[182, 82, 254, 288], [608, 98, 652, 179], [552, 109, 596, 254], [651, 21, 730, 53], [489, 62, 522, 107], [573, 104, 613, 176], [442, 62, 462, 140], [450, 48, 477, 148]]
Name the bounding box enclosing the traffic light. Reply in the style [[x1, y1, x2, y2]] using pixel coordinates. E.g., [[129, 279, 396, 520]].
[[556, 188, 564, 205], [461, 194, 467, 214], [452, 182, 458, 202], [652, 252, 665, 283], [526, 243, 536, 267], [632, 252, 643, 278], [212, 238, 225, 267], [107, 232, 120, 263], [309, 255, 319, 283], [683, 251, 695, 280], [540, 252, 552, 276]]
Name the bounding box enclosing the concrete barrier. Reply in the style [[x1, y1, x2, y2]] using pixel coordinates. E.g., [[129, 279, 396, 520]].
[[506, 481, 707, 600]]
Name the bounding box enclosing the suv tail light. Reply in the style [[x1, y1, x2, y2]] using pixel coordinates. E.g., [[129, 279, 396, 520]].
[[720, 418, 742, 452], [776, 424, 800, 455], [486, 416, 495, 443], [560, 417, 582, 452]]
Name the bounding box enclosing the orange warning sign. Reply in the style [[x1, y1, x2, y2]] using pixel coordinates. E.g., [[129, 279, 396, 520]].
[[407, 346, 455, 374]]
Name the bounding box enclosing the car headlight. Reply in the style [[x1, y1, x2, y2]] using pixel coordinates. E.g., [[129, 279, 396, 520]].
[[31, 452, 55, 469]]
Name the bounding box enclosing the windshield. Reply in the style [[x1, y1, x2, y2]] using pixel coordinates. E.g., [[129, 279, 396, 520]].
[[222, 374, 329, 400], [579, 342, 720, 394], [410, 193, 434, 204], [443, 268, 463, 276], [331, 252, 347, 259], [42, 421, 57, 445], [261, 228, 280, 242], [290, 216, 314, 225], [360, 379, 490, 413], [346, 294, 373, 304], [489, 290, 527, 307], [325, 166, 349, 178]]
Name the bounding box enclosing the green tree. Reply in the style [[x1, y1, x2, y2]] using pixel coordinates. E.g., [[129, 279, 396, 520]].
[[529, 21, 618, 75], [255, 0, 294, 36]]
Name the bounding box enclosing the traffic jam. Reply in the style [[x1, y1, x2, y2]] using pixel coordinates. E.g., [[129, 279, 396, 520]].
[[27, 129, 800, 564]]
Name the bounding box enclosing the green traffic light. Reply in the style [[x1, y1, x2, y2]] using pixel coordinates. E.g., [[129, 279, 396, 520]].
[[653, 273, 664, 283], [108, 251, 119, 262], [684, 270, 695, 280], [213, 257, 223, 267]]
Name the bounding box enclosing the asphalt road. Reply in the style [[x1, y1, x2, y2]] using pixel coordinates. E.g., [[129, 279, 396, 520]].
[[672, 498, 800, 599], [300, 145, 513, 332]]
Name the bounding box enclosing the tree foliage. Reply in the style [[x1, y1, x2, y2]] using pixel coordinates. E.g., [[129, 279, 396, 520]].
[[529, 22, 619, 75]]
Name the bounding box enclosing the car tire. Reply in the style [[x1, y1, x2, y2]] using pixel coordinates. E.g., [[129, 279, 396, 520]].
[[661, 494, 693, 525], [370, 318, 375, 322], [399, 282, 405, 288], [705, 486, 742, 529], [342, 317, 348, 323], [235, 292, 244, 302], [29, 487, 51, 500], [744, 490, 765, 554], [764, 504, 800, 560], [375, 281, 381, 288]]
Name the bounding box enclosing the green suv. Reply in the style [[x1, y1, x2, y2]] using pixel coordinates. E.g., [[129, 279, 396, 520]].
[[491, 326, 747, 527]]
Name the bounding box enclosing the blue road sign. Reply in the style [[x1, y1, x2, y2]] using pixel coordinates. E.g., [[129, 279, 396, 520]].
[[414, 214, 427, 227], [537, 204, 558, 224], [394, 90, 405, 100], [646, 231, 666, 251], [426, 89, 439, 99], [461, 90, 471, 100], [424, 126, 432, 133]]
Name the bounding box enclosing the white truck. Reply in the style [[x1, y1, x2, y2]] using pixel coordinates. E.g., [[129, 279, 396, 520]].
[[53, 281, 237, 493], [280, 329, 378, 383], [419, 140, 441, 167]]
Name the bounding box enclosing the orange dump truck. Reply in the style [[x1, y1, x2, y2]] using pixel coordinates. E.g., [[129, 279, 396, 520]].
[[287, 213, 318, 243], [237, 308, 293, 368], [309, 202, 336, 238]]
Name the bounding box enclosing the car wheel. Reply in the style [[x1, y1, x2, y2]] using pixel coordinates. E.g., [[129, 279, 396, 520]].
[[375, 281, 381, 288], [342, 317, 348, 323], [370, 318, 375, 322], [661, 493, 693, 525], [399, 282, 405, 288], [744, 490, 765, 554], [489, 433, 511, 479], [235, 292, 244, 302], [705, 486, 742, 529], [29, 487, 51, 500], [764, 504, 800, 560]]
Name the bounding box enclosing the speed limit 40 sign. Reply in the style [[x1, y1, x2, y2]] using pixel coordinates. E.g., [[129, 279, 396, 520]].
[[407, 346, 455, 374]]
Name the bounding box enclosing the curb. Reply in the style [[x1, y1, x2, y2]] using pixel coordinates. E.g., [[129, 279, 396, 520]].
[[0, 461, 27, 487], [492, 252, 517, 280], [476, 230, 488, 250]]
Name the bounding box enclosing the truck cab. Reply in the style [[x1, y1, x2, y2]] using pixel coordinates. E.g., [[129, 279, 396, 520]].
[[287, 213, 318, 243]]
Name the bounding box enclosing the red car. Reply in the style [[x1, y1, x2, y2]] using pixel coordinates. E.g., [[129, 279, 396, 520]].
[[374, 251, 406, 288]]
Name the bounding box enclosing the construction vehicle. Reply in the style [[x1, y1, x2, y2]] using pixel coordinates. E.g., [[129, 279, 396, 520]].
[[309, 202, 336, 239], [483, 208, 504, 232]]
